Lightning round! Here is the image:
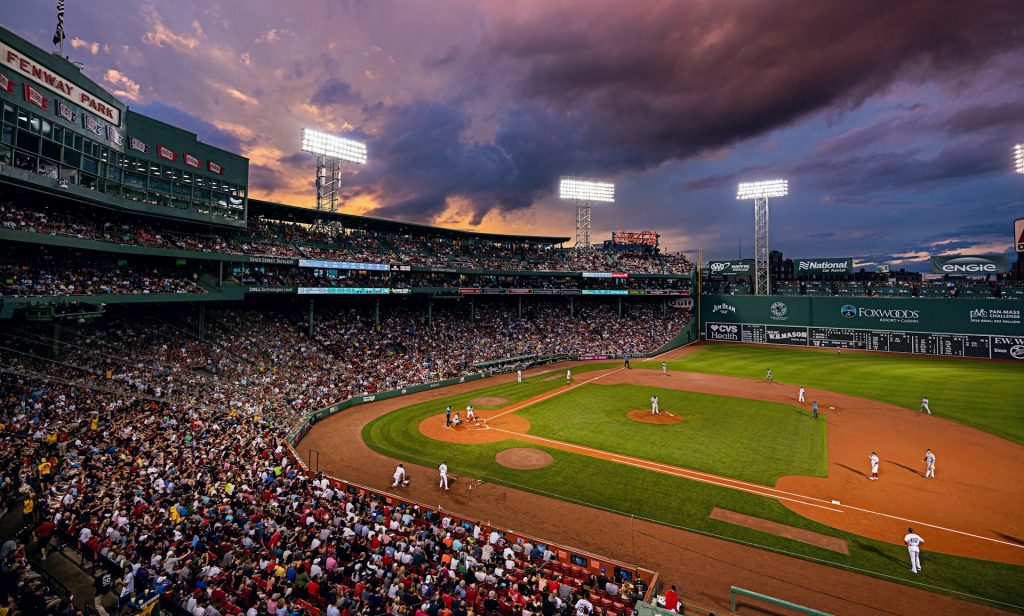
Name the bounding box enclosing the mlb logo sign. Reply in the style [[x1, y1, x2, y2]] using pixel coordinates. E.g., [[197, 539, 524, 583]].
[[56, 100, 77, 123], [84, 115, 103, 135]]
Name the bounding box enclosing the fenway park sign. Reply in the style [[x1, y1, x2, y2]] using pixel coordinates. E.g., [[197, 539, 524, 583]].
[[1, 41, 122, 125]]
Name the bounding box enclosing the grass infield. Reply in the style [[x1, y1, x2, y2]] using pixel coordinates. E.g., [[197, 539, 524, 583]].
[[361, 358, 1024, 610], [668, 345, 1024, 445]]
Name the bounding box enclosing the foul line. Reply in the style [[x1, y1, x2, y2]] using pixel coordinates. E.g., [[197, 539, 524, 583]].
[[487, 367, 625, 422]]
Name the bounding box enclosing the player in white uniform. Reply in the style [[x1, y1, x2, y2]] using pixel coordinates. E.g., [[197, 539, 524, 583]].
[[438, 461, 449, 490], [798, 387, 805, 403], [923, 449, 936, 478], [904, 527, 925, 573], [391, 464, 406, 488], [869, 452, 879, 480], [766, 368, 772, 383], [650, 395, 660, 415], [466, 405, 476, 423], [920, 396, 931, 414], [661, 362, 667, 375], [517, 369, 523, 383], [452, 412, 462, 427], [566, 369, 572, 383]]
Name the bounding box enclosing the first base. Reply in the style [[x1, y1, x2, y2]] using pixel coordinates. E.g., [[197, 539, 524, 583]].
[[831, 500, 841, 505]]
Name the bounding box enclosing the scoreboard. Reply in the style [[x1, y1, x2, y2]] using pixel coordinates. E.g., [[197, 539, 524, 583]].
[[705, 322, 1021, 359]]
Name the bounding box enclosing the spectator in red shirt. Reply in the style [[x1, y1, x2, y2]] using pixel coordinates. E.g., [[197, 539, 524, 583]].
[[33, 520, 57, 560], [664, 584, 679, 613]]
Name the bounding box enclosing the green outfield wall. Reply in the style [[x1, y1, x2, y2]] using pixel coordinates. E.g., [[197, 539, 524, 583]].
[[700, 295, 1024, 359]]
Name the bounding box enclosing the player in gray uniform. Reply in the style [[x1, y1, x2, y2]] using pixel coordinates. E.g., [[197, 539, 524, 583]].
[[923, 449, 936, 478], [766, 368, 773, 383], [904, 527, 925, 573], [920, 396, 931, 414]]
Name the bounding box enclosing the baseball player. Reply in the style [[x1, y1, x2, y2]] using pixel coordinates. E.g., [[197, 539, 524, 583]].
[[904, 527, 925, 573], [661, 361, 667, 375], [836, 345, 842, 354], [466, 404, 476, 424], [869, 452, 879, 480], [566, 369, 572, 383], [766, 368, 773, 383], [923, 449, 936, 478], [624, 354, 631, 368], [517, 369, 522, 383], [920, 396, 931, 415], [444, 405, 452, 428], [650, 395, 660, 415], [798, 386, 805, 403], [452, 412, 462, 428], [391, 464, 406, 488], [438, 461, 449, 490]]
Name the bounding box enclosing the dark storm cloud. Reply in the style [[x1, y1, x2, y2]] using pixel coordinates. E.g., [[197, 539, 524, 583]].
[[132, 101, 243, 153], [310, 80, 362, 107], [484, 0, 1024, 169]]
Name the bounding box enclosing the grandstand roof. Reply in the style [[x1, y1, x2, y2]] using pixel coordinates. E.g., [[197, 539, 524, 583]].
[[249, 199, 571, 245]]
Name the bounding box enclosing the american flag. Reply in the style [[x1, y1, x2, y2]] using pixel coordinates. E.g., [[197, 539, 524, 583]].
[[53, 0, 65, 46]]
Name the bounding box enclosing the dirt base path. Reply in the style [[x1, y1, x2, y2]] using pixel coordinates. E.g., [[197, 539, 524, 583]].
[[299, 359, 1015, 616]]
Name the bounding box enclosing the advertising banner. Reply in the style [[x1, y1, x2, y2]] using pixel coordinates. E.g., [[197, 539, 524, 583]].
[[298, 259, 390, 271], [705, 260, 753, 276], [297, 287, 390, 295], [1016, 219, 1024, 253], [795, 258, 852, 275], [930, 254, 1009, 274]]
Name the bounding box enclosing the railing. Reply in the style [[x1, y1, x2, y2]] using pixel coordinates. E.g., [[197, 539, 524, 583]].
[[730, 586, 833, 616]]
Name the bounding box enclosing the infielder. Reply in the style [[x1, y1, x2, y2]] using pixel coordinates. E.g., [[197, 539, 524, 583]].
[[766, 368, 773, 383], [661, 361, 667, 375], [438, 461, 449, 490], [566, 369, 572, 383], [904, 527, 925, 573], [391, 464, 406, 488], [650, 395, 660, 415], [798, 386, 805, 403], [517, 369, 522, 383], [923, 449, 936, 478], [920, 396, 931, 415], [869, 452, 879, 480]]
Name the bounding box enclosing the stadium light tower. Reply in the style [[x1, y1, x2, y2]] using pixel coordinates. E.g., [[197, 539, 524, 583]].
[[559, 176, 615, 249], [1015, 143, 1024, 175], [737, 179, 788, 295], [301, 128, 367, 226]]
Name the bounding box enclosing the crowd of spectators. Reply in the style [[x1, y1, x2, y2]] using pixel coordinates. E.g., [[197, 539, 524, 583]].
[[1, 263, 206, 297], [0, 300, 683, 615], [0, 203, 694, 276]]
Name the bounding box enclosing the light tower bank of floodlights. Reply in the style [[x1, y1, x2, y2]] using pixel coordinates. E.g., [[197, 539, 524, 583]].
[[1015, 143, 1024, 175], [559, 177, 615, 249], [301, 128, 367, 228], [737, 179, 788, 295]]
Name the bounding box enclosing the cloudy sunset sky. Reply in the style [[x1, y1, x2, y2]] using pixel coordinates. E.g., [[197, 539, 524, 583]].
[[6, 1, 1024, 268]]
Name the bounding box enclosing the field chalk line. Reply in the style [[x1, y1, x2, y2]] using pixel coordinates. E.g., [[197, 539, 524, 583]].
[[483, 365, 1023, 551]]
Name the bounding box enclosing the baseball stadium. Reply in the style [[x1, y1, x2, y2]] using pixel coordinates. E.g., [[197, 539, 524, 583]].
[[1, 6, 1024, 616]]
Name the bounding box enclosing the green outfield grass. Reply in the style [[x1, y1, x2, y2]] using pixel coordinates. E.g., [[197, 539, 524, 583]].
[[361, 373, 1024, 610], [667, 345, 1024, 444], [517, 383, 826, 484]]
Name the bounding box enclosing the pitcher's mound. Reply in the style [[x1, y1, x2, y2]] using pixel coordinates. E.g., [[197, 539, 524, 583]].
[[627, 409, 682, 425], [496, 447, 554, 470], [471, 396, 508, 406]]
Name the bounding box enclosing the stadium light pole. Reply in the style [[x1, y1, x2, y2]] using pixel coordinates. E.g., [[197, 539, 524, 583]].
[[1015, 143, 1023, 175], [301, 128, 367, 228], [559, 177, 615, 250], [737, 179, 788, 296]]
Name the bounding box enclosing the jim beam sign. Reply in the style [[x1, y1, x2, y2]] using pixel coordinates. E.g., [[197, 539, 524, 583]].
[[2, 41, 121, 125]]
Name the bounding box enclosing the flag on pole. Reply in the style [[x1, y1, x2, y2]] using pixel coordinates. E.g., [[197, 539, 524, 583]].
[[53, 0, 66, 46]]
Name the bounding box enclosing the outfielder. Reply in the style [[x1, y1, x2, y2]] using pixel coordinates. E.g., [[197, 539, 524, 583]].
[[566, 369, 572, 383], [869, 452, 879, 480], [920, 396, 931, 415], [798, 386, 805, 403], [439, 461, 449, 490], [392, 464, 407, 488], [923, 449, 936, 478], [766, 368, 773, 383], [650, 395, 660, 415], [661, 361, 667, 375], [517, 369, 522, 383], [904, 527, 925, 573]]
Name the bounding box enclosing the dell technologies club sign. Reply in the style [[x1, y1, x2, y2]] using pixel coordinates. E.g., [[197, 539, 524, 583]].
[[841, 303, 921, 324]]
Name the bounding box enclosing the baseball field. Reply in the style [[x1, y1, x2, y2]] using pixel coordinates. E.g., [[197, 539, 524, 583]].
[[313, 344, 1024, 612]]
